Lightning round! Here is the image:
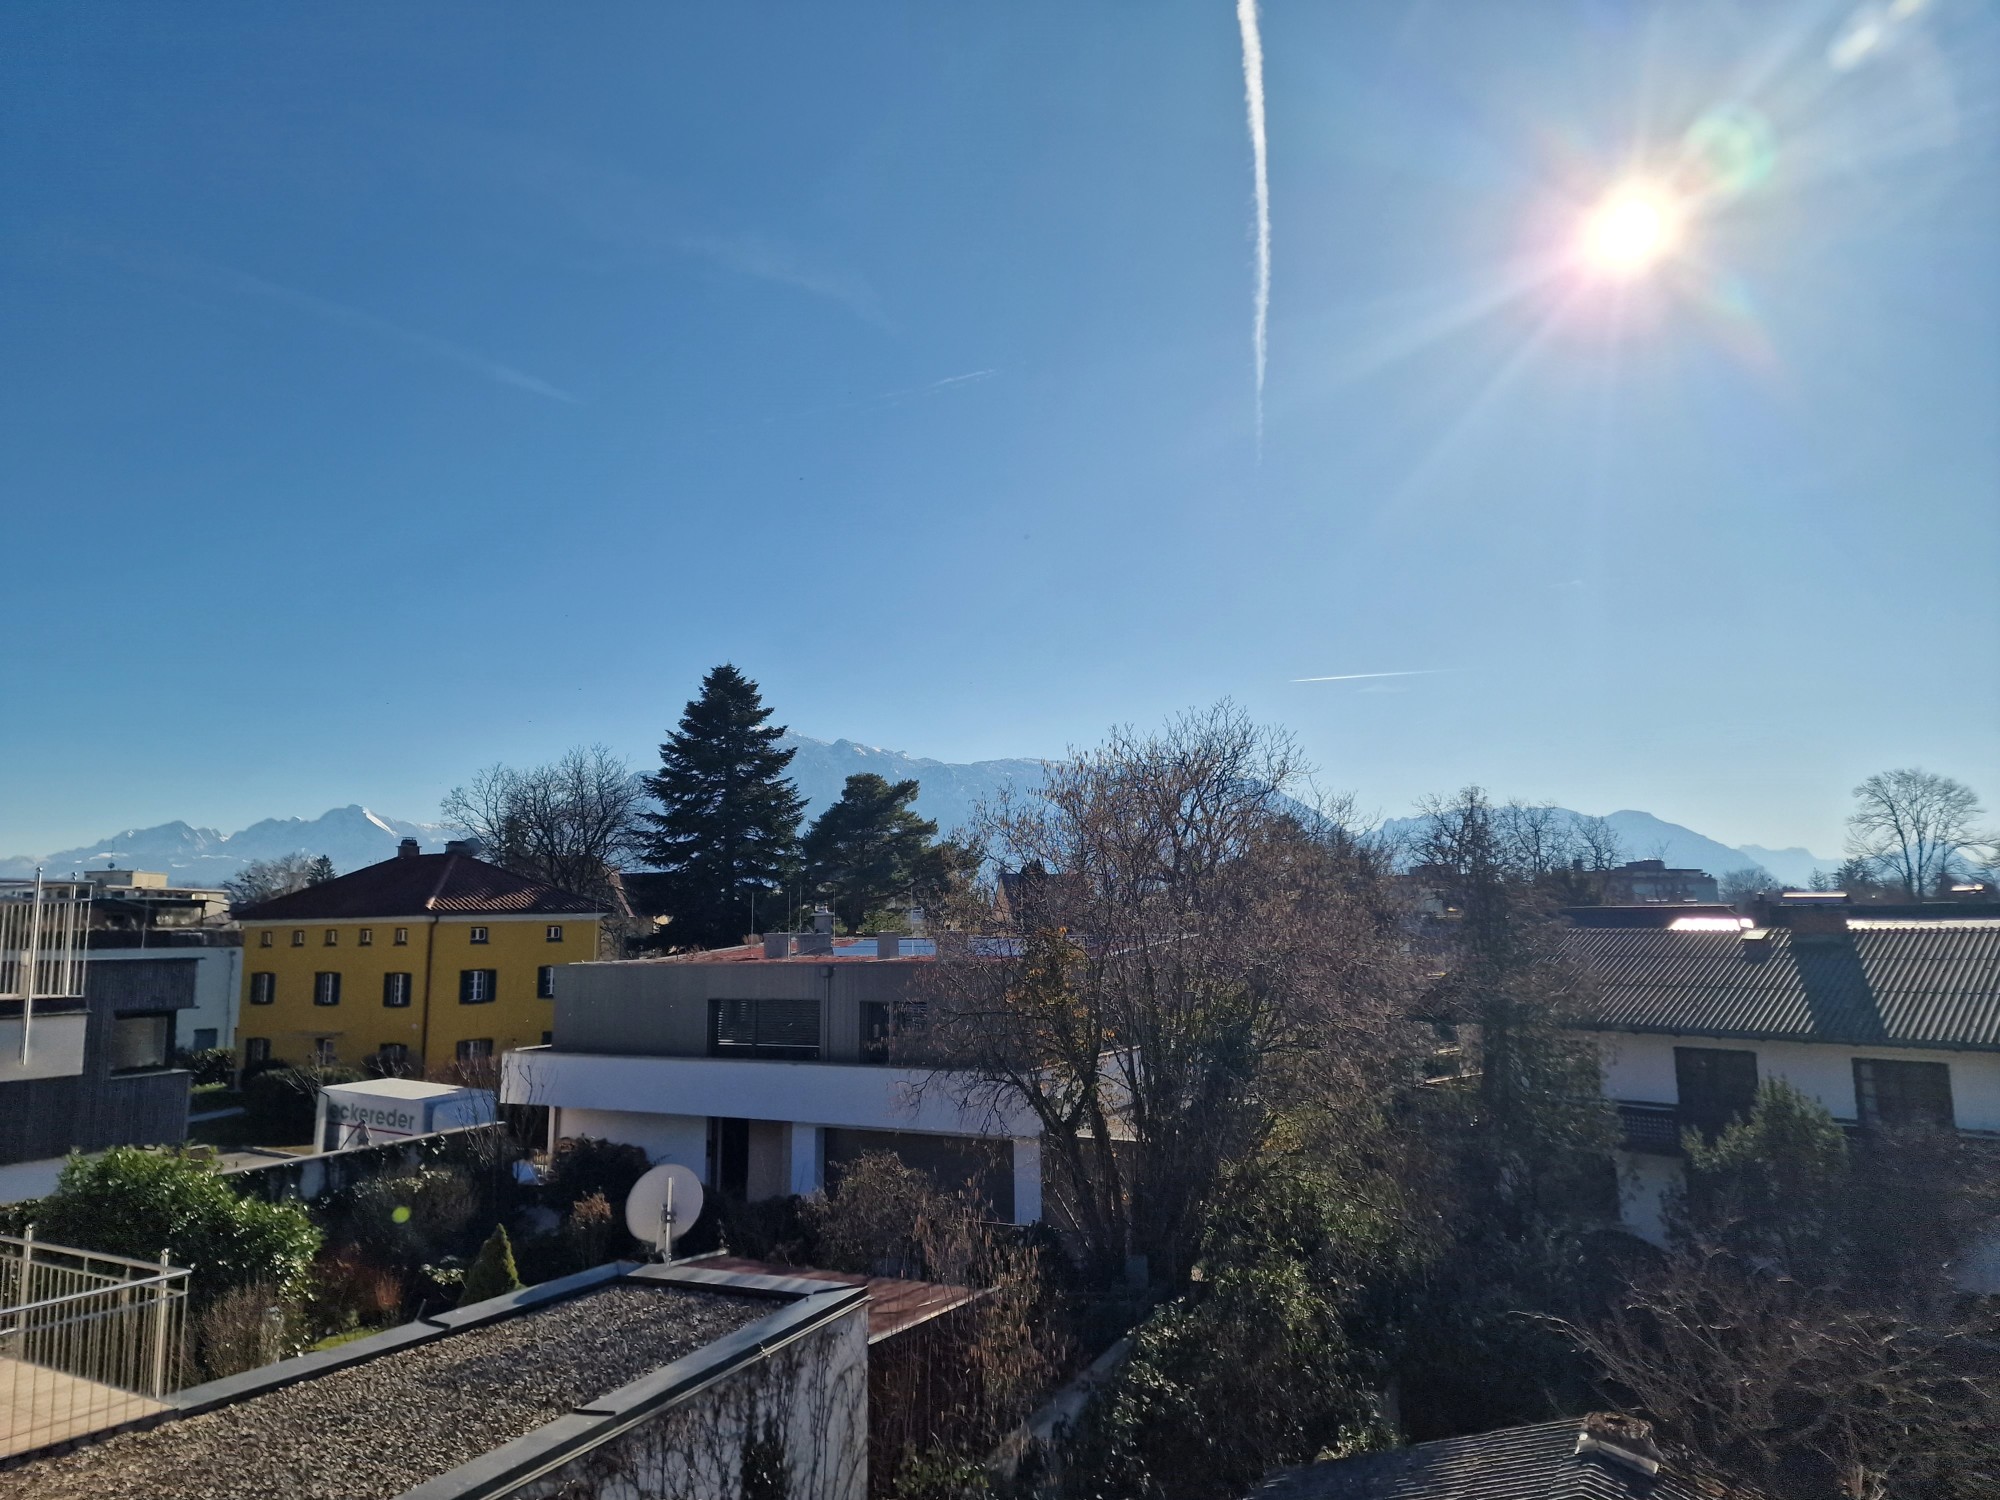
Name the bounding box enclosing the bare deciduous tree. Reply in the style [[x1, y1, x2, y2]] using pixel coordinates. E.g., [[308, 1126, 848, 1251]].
[[1718, 865, 1775, 906], [926, 703, 1417, 1285], [1846, 768, 1989, 899], [441, 744, 643, 918], [224, 852, 323, 910], [1562, 1244, 2000, 1500]]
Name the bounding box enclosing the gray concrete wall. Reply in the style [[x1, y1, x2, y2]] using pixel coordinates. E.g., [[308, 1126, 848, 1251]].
[[513, 1288, 870, 1500], [555, 960, 920, 1064]]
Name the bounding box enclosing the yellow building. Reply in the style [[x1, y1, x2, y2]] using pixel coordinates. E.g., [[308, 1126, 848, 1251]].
[[233, 839, 603, 1077]]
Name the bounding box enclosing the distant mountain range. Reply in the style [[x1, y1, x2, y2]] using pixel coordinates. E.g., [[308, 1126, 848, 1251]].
[[0, 734, 1836, 888]]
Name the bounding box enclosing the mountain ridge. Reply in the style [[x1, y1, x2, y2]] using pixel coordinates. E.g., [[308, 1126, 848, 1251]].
[[0, 735, 1837, 887]]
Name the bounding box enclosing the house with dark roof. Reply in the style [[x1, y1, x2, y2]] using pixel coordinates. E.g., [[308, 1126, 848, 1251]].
[[1562, 895, 2000, 1281], [233, 839, 604, 1078], [1251, 1414, 1756, 1500]]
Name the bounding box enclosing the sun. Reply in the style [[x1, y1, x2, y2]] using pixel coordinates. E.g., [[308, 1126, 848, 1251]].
[[1578, 181, 1684, 278]]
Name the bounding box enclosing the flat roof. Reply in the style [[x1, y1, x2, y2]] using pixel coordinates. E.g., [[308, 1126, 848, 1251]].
[[0, 1276, 773, 1500], [321, 1078, 481, 1102]]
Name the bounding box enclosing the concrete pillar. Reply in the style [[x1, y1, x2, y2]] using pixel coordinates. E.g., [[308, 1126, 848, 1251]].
[[787, 1123, 824, 1197], [1011, 1136, 1042, 1225]]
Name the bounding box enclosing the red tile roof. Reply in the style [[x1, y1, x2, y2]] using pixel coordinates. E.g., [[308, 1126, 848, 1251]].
[[235, 852, 603, 922]]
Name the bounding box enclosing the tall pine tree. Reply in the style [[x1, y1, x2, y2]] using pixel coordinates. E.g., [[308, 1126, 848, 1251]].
[[638, 665, 806, 948], [801, 773, 970, 932]]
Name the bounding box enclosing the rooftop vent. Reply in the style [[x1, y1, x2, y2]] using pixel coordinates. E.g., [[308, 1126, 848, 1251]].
[[876, 934, 902, 959], [1740, 927, 1773, 959], [812, 905, 835, 936], [762, 933, 790, 960], [1574, 1413, 1661, 1477], [398, 838, 420, 860]]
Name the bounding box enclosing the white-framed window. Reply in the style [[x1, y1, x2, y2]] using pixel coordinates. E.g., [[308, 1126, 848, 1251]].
[[259, 930, 273, 948], [312, 1037, 338, 1067], [249, 972, 276, 1006], [244, 1037, 271, 1068], [291, 930, 306, 947], [460, 969, 497, 1004], [358, 928, 373, 947], [377, 1042, 410, 1071], [313, 971, 342, 1006], [383, 972, 413, 1008], [456, 1037, 493, 1064], [324, 929, 339, 947], [537, 964, 556, 999], [394, 927, 409, 946], [469, 926, 490, 945], [545, 925, 564, 943]]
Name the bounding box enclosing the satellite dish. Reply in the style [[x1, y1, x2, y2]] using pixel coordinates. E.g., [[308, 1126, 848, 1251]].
[[624, 1163, 705, 1259]]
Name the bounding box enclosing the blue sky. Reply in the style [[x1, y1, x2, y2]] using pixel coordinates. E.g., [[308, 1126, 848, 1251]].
[[2, 1, 1994, 857]]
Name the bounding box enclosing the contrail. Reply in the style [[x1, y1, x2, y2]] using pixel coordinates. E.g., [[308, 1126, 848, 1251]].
[[1291, 670, 1448, 683], [1237, 0, 1271, 447]]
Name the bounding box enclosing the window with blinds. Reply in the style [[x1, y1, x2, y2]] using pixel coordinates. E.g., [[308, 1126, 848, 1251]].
[[708, 997, 820, 1059]]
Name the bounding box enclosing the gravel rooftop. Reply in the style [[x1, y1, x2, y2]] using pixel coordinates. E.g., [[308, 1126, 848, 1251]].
[[0, 1283, 767, 1500]]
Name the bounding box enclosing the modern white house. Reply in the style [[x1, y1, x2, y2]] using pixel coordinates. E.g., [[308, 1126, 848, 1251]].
[[501, 920, 1048, 1223], [1566, 896, 2000, 1281]]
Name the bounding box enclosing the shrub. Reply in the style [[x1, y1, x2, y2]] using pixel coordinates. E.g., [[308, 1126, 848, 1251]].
[[565, 1191, 617, 1267], [193, 1280, 294, 1379], [33, 1148, 320, 1310], [305, 1250, 406, 1338], [544, 1136, 651, 1215], [460, 1225, 523, 1305], [337, 1165, 480, 1269], [173, 1047, 236, 1087]]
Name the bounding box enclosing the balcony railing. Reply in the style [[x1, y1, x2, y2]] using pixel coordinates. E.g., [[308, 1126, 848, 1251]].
[[1616, 1102, 1685, 1155], [0, 878, 91, 1003], [0, 1230, 190, 1459]]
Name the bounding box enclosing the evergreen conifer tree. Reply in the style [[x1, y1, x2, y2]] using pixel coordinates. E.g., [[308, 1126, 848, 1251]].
[[459, 1223, 524, 1305], [305, 855, 337, 885], [637, 665, 805, 948], [801, 773, 966, 932]]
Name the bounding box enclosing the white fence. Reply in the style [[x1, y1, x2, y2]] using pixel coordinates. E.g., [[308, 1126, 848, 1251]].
[[0, 1230, 189, 1459]]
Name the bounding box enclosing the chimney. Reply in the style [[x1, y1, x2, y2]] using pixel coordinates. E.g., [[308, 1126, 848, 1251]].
[[812, 905, 835, 936], [444, 839, 475, 857], [762, 933, 791, 960], [1574, 1413, 1661, 1477], [1778, 892, 1849, 938], [398, 838, 420, 860]]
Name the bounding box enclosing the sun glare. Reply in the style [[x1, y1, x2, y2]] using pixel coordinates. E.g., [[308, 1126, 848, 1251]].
[[1579, 182, 1684, 278]]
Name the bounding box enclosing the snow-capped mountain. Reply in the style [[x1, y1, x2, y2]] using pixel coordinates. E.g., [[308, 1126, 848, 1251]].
[[1, 737, 1835, 889], [0, 806, 446, 885], [776, 735, 1046, 837]]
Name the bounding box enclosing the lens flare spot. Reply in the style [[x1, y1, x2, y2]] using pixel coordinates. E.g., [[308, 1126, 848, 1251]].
[[1578, 182, 1684, 278], [1684, 106, 1776, 201], [391, 1205, 412, 1224]]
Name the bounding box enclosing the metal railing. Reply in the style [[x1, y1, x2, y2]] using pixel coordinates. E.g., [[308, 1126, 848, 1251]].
[[0, 1230, 190, 1459]]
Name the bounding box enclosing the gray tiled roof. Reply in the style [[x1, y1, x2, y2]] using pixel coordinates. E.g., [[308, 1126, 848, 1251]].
[[1567, 921, 2000, 1051], [1252, 1419, 1745, 1500]]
